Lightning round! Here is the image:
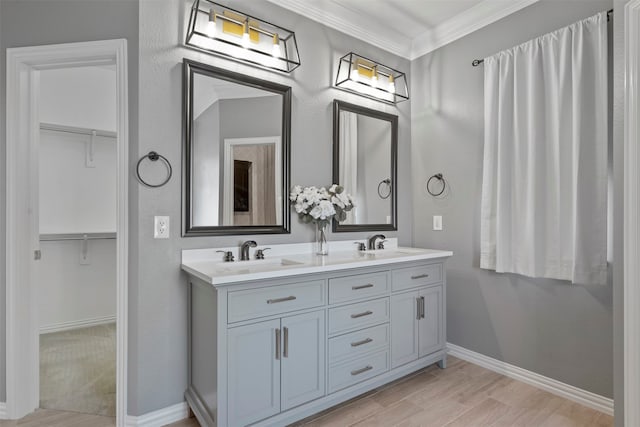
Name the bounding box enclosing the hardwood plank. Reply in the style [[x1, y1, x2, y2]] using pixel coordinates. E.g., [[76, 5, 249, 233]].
[[370, 371, 439, 407], [303, 397, 384, 427], [350, 400, 424, 427], [443, 397, 511, 426]]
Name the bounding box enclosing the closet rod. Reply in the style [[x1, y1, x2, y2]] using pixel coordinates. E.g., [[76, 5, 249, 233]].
[[471, 8, 613, 67], [39, 232, 116, 242], [40, 122, 117, 139]]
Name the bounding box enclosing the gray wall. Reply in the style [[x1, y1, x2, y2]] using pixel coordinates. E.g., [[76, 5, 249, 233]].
[[410, 0, 614, 398], [0, 0, 139, 404], [219, 96, 282, 139], [356, 115, 392, 224], [192, 101, 221, 226], [135, 0, 412, 415]]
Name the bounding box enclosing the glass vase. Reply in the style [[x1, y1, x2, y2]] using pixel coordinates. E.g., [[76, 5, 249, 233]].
[[316, 222, 329, 256]]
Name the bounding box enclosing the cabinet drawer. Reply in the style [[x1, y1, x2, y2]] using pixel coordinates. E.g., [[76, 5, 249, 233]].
[[392, 264, 442, 292], [228, 280, 326, 323], [328, 350, 389, 393], [328, 324, 389, 365], [329, 272, 389, 304], [328, 297, 389, 335]]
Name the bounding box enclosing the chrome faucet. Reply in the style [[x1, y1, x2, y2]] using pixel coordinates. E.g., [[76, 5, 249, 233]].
[[368, 234, 386, 250], [240, 240, 257, 261]]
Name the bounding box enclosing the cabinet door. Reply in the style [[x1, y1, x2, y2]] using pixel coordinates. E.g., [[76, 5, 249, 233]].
[[418, 285, 443, 358], [390, 290, 419, 368], [281, 310, 326, 411], [228, 319, 281, 426]]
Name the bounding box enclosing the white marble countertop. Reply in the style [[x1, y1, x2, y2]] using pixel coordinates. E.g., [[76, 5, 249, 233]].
[[181, 239, 453, 286]]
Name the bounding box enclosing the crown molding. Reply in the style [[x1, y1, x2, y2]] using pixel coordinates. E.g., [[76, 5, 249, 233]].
[[268, 0, 540, 61], [410, 0, 541, 60], [266, 0, 413, 58]]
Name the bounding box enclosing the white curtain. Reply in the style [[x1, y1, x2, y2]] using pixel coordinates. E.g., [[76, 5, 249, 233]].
[[340, 111, 359, 224], [480, 11, 608, 285]]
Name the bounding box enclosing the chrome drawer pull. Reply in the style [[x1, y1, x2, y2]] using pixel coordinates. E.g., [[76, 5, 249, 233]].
[[267, 295, 296, 304], [352, 283, 374, 290], [351, 365, 373, 376], [416, 297, 422, 320], [275, 328, 281, 360], [411, 274, 430, 280], [420, 296, 426, 319], [351, 310, 373, 319], [350, 338, 373, 347]]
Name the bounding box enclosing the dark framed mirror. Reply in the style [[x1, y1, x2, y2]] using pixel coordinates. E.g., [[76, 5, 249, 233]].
[[332, 100, 398, 232], [183, 59, 291, 236]]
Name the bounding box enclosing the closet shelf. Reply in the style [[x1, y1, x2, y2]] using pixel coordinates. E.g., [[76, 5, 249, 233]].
[[40, 122, 117, 139], [39, 232, 116, 241]]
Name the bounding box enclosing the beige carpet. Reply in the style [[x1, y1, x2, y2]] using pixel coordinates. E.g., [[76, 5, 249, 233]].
[[39, 323, 116, 417]]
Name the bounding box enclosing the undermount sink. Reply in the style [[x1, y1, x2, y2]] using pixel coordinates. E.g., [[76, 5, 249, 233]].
[[213, 257, 304, 273]]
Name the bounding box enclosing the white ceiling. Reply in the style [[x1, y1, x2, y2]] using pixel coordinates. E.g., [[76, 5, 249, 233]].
[[267, 0, 540, 60]]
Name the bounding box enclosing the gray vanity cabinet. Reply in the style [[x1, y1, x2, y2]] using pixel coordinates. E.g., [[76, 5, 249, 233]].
[[185, 257, 448, 427], [227, 319, 281, 426], [227, 310, 326, 426], [390, 284, 444, 369]]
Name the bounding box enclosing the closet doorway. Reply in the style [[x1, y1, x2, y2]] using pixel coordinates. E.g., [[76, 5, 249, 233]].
[[36, 64, 117, 418], [5, 40, 128, 425]]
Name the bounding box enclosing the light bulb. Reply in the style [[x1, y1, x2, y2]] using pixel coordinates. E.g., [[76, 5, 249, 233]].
[[350, 68, 359, 82], [207, 9, 216, 37], [241, 22, 250, 48], [371, 73, 378, 88], [388, 75, 395, 93], [272, 34, 281, 57]]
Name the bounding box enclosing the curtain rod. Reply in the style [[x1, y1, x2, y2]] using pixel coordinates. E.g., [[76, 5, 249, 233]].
[[471, 8, 613, 67]]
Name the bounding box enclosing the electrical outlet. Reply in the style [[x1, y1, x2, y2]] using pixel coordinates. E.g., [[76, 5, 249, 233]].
[[433, 215, 443, 231], [154, 216, 170, 239]]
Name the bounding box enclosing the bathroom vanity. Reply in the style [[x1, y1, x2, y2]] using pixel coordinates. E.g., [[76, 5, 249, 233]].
[[181, 240, 452, 427]]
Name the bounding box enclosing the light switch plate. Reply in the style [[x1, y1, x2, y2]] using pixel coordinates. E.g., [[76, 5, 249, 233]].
[[433, 215, 443, 231], [154, 216, 170, 239]]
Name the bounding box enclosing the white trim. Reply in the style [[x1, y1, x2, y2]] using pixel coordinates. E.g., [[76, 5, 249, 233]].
[[268, 0, 539, 60], [5, 39, 128, 426], [410, 0, 540, 60], [265, 0, 412, 58], [124, 402, 190, 427], [39, 315, 116, 335], [0, 402, 7, 419], [625, 2, 640, 426], [447, 343, 614, 416]]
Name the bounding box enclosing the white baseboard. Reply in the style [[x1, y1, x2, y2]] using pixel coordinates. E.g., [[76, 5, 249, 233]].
[[447, 343, 614, 416], [0, 402, 7, 419], [125, 402, 190, 427], [39, 315, 116, 334]]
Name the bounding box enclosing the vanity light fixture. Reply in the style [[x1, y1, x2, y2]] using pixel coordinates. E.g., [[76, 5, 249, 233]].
[[186, 0, 301, 73], [335, 52, 409, 104]]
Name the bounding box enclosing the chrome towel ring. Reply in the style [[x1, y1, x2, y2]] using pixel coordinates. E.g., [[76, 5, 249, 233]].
[[136, 151, 172, 188], [426, 173, 446, 197], [377, 178, 392, 199]]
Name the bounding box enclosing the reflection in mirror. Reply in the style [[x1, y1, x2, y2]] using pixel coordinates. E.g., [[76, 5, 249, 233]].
[[183, 59, 290, 236], [333, 100, 397, 232]]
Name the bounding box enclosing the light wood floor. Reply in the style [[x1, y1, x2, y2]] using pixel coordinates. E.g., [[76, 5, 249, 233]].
[[167, 356, 613, 427], [0, 357, 613, 427]]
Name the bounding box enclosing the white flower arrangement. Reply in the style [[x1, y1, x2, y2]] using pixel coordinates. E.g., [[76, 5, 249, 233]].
[[290, 184, 355, 227]]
